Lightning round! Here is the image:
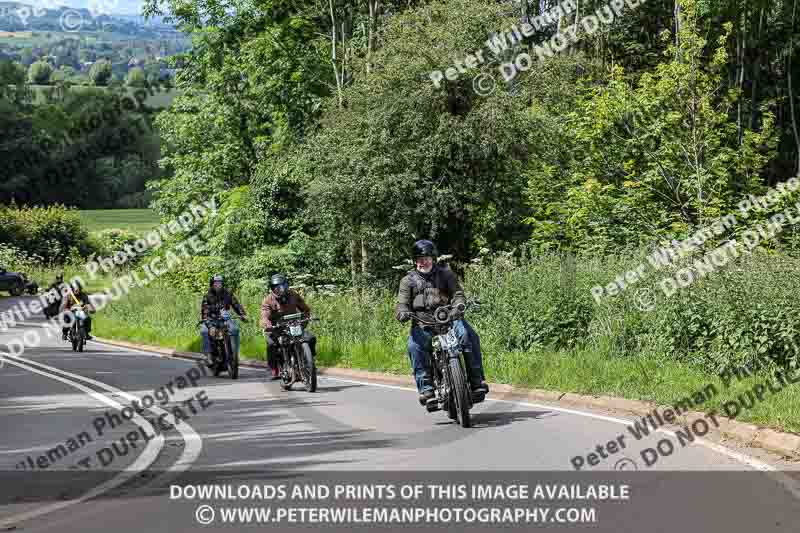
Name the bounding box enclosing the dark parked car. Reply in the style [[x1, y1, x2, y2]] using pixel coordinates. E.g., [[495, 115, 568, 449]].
[[0, 267, 38, 296]]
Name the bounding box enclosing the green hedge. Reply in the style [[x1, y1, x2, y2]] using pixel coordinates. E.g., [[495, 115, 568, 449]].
[[0, 205, 94, 264]]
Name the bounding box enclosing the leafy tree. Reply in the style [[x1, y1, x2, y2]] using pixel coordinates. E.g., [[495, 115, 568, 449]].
[[89, 60, 112, 86], [126, 67, 146, 87], [27, 60, 53, 84], [524, 0, 777, 253]]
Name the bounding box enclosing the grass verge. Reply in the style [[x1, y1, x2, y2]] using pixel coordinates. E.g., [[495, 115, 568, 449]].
[[91, 282, 800, 435]]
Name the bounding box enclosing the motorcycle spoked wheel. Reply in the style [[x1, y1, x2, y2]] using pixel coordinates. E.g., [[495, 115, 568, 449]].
[[448, 354, 471, 428], [212, 341, 224, 377], [77, 327, 85, 353], [225, 336, 238, 380], [299, 343, 316, 393], [280, 348, 293, 391]]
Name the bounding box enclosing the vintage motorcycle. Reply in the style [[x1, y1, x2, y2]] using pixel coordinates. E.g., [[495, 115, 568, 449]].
[[198, 309, 240, 379], [409, 300, 483, 428], [68, 304, 89, 353], [266, 312, 318, 392]]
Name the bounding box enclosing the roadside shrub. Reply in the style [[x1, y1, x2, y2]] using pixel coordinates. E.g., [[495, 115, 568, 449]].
[[89, 228, 141, 259], [0, 243, 44, 271], [0, 205, 94, 263]]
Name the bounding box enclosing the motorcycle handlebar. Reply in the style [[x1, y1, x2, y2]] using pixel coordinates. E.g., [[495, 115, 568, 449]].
[[408, 300, 480, 325], [264, 316, 315, 333]]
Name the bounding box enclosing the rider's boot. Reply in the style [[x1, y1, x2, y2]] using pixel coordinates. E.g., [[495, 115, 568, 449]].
[[463, 349, 488, 401], [418, 389, 435, 406]]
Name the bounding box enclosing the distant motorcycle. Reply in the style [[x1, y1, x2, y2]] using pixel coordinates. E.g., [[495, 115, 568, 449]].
[[68, 304, 89, 352], [266, 312, 318, 392], [408, 300, 483, 428], [43, 285, 64, 319], [198, 309, 240, 379]]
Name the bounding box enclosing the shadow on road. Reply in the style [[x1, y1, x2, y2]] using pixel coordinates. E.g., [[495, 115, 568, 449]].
[[469, 409, 554, 428]]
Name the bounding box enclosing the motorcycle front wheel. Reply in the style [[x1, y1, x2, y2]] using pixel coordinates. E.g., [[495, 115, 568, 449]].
[[212, 344, 223, 377], [301, 342, 317, 393], [280, 349, 293, 391], [225, 336, 238, 380], [449, 355, 471, 428]]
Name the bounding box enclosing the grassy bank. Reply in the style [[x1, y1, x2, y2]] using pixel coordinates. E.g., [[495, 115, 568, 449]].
[[90, 257, 800, 434]]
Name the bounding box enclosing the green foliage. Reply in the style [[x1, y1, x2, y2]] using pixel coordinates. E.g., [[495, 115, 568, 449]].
[[0, 242, 45, 271], [525, 0, 777, 253], [89, 60, 112, 86], [27, 60, 53, 85], [89, 228, 141, 259], [0, 205, 94, 263], [126, 67, 146, 87], [294, 0, 533, 275]]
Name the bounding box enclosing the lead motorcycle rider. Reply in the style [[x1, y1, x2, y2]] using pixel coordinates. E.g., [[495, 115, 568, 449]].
[[395, 240, 489, 407], [200, 274, 248, 367]]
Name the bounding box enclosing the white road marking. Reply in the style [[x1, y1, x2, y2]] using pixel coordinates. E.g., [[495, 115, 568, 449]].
[[4, 353, 203, 472], [0, 354, 165, 529]]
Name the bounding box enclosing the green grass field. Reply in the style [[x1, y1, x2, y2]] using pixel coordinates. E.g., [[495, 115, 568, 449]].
[[79, 208, 159, 235], [27, 85, 181, 109]]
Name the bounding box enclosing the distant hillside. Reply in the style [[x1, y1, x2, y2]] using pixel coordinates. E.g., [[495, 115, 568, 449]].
[[0, 2, 178, 35]]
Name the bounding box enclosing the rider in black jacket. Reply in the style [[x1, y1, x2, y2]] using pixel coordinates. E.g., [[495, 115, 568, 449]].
[[395, 240, 488, 406]]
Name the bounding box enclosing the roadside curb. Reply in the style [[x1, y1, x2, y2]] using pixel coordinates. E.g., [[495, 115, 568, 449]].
[[93, 336, 800, 460]]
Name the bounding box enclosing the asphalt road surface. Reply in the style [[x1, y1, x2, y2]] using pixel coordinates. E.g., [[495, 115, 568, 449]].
[[2, 295, 800, 532]]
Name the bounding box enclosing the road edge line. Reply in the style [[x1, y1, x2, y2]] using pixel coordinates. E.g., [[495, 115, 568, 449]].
[[91, 336, 800, 461]]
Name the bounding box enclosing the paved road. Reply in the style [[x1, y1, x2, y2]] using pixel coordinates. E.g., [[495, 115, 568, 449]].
[[2, 295, 800, 532]]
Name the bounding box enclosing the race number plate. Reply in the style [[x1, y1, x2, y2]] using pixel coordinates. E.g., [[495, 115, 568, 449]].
[[289, 325, 303, 336]]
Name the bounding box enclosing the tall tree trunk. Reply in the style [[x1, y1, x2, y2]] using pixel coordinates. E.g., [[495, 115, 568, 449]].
[[750, 4, 764, 131], [790, 0, 800, 175], [329, 0, 344, 108], [361, 237, 368, 279], [674, 0, 681, 60], [366, 0, 381, 75], [350, 236, 359, 288], [736, 6, 746, 146]]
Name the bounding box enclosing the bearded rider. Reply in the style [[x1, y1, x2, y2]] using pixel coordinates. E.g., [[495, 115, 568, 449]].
[[260, 273, 316, 380], [200, 274, 248, 366], [395, 240, 488, 407]]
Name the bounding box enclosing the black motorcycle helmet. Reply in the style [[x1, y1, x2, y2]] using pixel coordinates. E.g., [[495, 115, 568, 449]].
[[412, 240, 438, 259], [269, 273, 289, 303], [72, 279, 83, 293]]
